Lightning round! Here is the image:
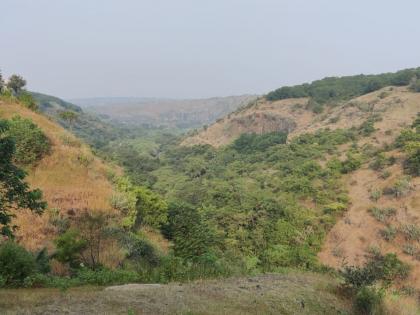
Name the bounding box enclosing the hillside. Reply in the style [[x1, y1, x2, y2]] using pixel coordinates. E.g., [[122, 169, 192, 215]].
[[182, 87, 419, 147], [73, 95, 257, 129], [181, 81, 420, 291], [31, 92, 129, 149], [183, 67, 420, 147], [0, 98, 117, 252]]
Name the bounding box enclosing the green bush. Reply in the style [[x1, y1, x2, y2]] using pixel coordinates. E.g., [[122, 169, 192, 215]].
[[404, 148, 420, 176], [53, 229, 87, 268], [0, 242, 36, 286], [354, 286, 384, 315], [5, 116, 51, 165], [341, 253, 409, 289]]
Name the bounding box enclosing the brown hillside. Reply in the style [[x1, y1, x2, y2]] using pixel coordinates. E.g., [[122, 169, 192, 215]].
[[0, 99, 117, 251], [182, 86, 419, 147]]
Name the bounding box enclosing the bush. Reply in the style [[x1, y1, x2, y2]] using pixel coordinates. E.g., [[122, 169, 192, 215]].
[[369, 207, 396, 223], [354, 286, 384, 315], [404, 148, 420, 176], [341, 253, 409, 290], [53, 229, 87, 269], [380, 226, 397, 241], [0, 242, 36, 286], [5, 116, 51, 165]]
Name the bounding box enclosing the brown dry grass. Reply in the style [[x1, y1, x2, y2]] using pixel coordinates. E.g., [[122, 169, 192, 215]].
[[0, 100, 118, 253]]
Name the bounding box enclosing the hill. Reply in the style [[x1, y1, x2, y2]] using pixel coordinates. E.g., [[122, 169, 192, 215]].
[[72, 95, 258, 129], [31, 92, 128, 149], [179, 71, 420, 292], [183, 68, 420, 147], [0, 97, 118, 254]]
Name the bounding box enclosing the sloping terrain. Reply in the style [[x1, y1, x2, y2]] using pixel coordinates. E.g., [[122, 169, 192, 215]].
[[183, 85, 420, 291], [0, 272, 351, 315], [182, 87, 419, 147], [0, 99, 117, 251], [74, 95, 257, 129]]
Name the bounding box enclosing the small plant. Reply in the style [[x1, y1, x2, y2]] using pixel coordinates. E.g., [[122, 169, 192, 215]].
[[368, 207, 396, 223], [400, 224, 420, 241], [370, 189, 382, 202], [380, 226, 397, 241], [76, 154, 93, 167], [383, 176, 412, 198], [380, 170, 391, 179], [354, 286, 384, 315], [402, 244, 418, 257]]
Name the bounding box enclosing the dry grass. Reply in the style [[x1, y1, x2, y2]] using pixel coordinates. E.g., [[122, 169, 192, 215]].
[[0, 100, 118, 253], [0, 272, 352, 315]]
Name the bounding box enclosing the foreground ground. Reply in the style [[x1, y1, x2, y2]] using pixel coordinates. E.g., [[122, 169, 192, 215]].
[[0, 272, 351, 315]]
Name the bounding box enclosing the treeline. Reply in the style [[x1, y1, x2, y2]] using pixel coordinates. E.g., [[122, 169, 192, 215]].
[[266, 67, 420, 103]]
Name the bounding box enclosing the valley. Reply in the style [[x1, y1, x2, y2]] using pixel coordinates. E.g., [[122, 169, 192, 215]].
[[1, 68, 420, 314]]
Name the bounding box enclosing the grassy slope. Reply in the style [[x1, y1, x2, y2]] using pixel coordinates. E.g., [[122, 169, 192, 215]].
[[0, 272, 352, 315], [0, 98, 117, 251]]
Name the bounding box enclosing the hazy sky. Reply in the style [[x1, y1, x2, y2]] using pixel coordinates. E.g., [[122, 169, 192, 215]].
[[1, 0, 420, 99]]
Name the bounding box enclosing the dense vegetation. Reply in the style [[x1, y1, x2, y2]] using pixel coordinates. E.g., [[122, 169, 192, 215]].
[[266, 67, 420, 104]]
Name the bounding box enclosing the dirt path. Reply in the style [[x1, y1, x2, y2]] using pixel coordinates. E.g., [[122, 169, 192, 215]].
[[0, 273, 350, 315]]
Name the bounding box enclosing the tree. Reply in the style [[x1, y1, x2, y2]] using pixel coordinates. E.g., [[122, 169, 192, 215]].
[[163, 202, 215, 260], [58, 110, 78, 126], [0, 120, 46, 237], [0, 70, 4, 93], [6, 75, 26, 95]]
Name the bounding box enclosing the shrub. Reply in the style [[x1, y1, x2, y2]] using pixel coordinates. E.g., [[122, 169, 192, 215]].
[[368, 207, 396, 223], [400, 224, 420, 241], [404, 148, 420, 176], [53, 229, 87, 269], [341, 253, 409, 289], [354, 286, 384, 315], [370, 189, 382, 202], [0, 242, 36, 286], [341, 153, 363, 173], [5, 116, 51, 165], [380, 226, 397, 241], [384, 176, 412, 198]]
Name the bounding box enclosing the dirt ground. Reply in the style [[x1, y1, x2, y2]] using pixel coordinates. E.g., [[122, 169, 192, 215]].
[[0, 273, 351, 315]]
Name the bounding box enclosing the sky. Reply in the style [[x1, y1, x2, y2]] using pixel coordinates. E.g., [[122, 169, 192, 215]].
[[1, 0, 420, 99]]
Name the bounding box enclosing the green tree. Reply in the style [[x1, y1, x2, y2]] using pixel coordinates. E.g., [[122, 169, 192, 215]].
[[0, 120, 46, 237], [5, 116, 51, 165], [58, 110, 78, 126], [0, 242, 36, 286], [165, 202, 215, 260], [53, 229, 87, 269], [0, 70, 4, 93], [6, 74, 26, 95]]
